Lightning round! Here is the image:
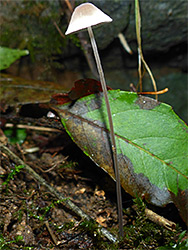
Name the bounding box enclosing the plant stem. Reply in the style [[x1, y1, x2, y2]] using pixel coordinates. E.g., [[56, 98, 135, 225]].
[[87, 26, 123, 238], [135, 0, 158, 100]]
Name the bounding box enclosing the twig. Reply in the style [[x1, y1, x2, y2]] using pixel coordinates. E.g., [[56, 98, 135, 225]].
[[53, 21, 65, 39], [43, 160, 64, 173], [135, 0, 158, 100], [141, 54, 158, 99], [137, 48, 143, 92], [16, 142, 26, 163], [133, 204, 176, 231], [138, 88, 168, 95], [0, 144, 117, 243], [45, 220, 59, 245], [5, 123, 62, 133], [118, 33, 133, 54], [65, 0, 73, 13], [145, 208, 176, 231], [23, 147, 40, 154], [77, 32, 99, 78]]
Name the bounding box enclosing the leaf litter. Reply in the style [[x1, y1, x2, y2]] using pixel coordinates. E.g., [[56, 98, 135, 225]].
[[0, 124, 187, 249]]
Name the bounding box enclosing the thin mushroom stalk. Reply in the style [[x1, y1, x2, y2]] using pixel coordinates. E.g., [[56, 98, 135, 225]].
[[87, 26, 123, 237], [65, 3, 123, 237]]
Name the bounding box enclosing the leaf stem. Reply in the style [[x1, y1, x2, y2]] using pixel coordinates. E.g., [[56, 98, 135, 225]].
[[87, 26, 123, 238]]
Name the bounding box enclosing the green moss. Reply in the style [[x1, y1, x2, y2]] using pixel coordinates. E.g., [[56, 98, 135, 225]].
[[57, 221, 75, 231], [2, 165, 24, 188], [119, 198, 183, 249], [0, 234, 24, 250], [0, 0, 68, 74]]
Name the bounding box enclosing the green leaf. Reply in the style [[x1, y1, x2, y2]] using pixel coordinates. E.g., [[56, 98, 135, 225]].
[[53, 90, 188, 221], [0, 46, 29, 70]]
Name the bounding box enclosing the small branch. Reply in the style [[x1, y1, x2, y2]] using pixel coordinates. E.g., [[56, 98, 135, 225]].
[[5, 123, 62, 133], [135, 0, 159, 100], [145, 208, 176, 231], [1, 115, 64, 132], [118, 33, 133, 55], [65, 0, 73, 13], [141, 55, 158, 100], [45, 220, 59, 245], [137, 48, 143, 92], [77, 32, 99, 78], [0, 144, 117, 243], [53, 21, 65, 39], [138, 88, 168, 95]]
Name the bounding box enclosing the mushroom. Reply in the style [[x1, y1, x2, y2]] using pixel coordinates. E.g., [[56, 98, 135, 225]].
[[65, 3, 123, 237]]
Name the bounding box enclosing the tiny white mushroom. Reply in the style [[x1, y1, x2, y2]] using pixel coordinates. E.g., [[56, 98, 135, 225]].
[[65, 3, 112, 93], [65, 3, 112, 35], [65, 3, 123, 238]]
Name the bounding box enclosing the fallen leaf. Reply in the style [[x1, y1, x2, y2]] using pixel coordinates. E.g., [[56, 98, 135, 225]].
[[75, 188, 86, 194], [68, 78, 112, 100], [96, 215, 107, 227], [0, 73, 66, 107], [52, 89, 188, 224], [51, 78, 112, 105], [94, 190, 106, 200]]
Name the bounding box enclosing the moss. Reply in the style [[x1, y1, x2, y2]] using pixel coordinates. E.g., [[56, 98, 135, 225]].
[[118, 198, 183, 249], [0, 0, 68, 73]]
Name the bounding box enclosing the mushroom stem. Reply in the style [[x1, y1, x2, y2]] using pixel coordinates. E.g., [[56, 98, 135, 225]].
[[87, 26, 123, 237]]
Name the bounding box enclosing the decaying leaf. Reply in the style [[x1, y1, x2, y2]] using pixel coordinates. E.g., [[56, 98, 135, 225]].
[[52, 90, 188, 224], [0, 73, 65, 107], [96, 215, 107, 227], [51, 78, 111, 105]]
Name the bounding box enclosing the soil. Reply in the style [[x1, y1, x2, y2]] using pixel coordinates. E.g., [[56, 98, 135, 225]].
[[0, 115, 187, 249]]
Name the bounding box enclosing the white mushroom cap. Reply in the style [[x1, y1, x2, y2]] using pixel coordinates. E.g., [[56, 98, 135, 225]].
[[65, 3, 112, 35]]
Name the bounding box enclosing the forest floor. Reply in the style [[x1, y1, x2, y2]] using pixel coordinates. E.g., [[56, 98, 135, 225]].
[[0, 121, 187, 249]]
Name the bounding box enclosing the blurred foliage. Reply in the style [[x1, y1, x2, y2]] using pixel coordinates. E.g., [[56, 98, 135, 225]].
[[0, 46, 29, 70], [0, 234, 24, 250], [4, 128, 27, 144], [0, 0, 68, 68]]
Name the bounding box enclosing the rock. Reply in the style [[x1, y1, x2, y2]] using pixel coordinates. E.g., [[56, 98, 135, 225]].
[[86, 0, 187, 52], [1, 0, 187, 53], [81, 0, 132, 49], [125, 0, 188, 53], [73, 0, 187, 52]]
